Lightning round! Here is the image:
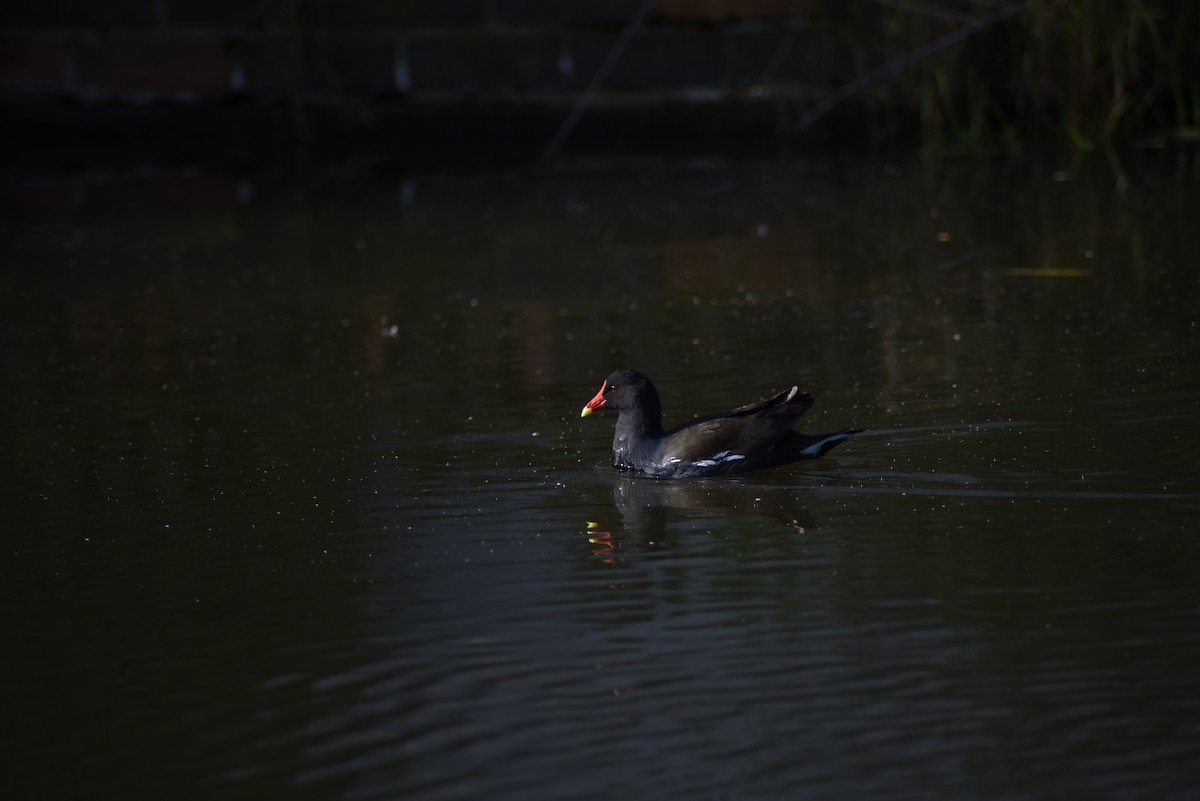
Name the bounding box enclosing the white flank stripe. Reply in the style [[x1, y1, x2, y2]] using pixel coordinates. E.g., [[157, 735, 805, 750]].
[[800, 433, 848, 457]]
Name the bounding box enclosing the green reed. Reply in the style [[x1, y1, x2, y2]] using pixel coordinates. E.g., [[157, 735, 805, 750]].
[[806, 0, 1199, 152]]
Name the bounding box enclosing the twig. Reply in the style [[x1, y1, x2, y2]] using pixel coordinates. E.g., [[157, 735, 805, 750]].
[[794, 0, 1035, 133], [541, 0, 659, 163]]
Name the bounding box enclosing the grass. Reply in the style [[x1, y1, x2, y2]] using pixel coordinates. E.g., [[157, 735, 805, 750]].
[[798, 0, 1200, 153]]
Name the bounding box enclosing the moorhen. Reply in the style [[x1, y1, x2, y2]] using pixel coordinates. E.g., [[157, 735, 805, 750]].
[[580, 369, 863, 478]]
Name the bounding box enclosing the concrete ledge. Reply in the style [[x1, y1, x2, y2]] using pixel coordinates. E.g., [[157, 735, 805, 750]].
[[0, 95, 838, 168]]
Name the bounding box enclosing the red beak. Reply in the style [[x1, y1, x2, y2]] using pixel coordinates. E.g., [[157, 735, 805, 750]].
[[580, 380, 608, 417]]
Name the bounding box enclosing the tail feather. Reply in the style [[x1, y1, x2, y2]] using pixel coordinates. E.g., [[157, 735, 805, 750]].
[[793, 428, 865, 459]]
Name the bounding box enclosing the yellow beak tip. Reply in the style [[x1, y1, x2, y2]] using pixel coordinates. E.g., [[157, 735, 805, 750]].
[[580, 407, 594, 418]]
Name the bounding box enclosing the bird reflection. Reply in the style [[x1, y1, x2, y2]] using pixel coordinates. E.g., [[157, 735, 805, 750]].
[[587, 476, 817, 558]]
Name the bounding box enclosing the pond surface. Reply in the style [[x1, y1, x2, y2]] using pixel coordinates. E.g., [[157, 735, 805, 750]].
[[3, 156, 1199, 800]]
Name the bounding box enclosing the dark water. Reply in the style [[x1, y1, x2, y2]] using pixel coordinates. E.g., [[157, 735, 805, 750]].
[[3, 157, 1199, 800]]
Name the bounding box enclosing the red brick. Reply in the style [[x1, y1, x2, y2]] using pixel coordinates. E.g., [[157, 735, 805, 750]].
[[311, 0, 485, 28], [494, 0, 647, 27], [730, 0, 797, 19], [76, 39, 234, 94], [572, 31, 729, 90], [304, 41, 398, 94], [0, 39, 70, 91], [0, 0, 158, 28], [409, 36, 564, 93], [567, 27, 838, 92], [653, 0, 727, 20], [238, 38, 398, 95], [722, 28, 835, 85], [165, 0, 272, 28], [654, 0, 795, 21]]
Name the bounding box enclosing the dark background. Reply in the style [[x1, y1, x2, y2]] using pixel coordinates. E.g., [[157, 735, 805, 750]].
[[3, 0, 1197, 168]]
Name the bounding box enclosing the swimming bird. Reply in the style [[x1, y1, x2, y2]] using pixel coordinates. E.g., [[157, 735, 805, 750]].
[[580, 369, 862, 478]]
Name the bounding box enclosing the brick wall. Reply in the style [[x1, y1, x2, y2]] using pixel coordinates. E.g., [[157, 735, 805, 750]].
[[1, 0, 848, 162]]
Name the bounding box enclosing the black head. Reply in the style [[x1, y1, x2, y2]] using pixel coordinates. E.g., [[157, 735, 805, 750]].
[[580, 369, 659, 417]]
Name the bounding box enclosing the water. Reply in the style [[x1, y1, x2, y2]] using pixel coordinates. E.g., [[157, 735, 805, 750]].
[[3, 157, 1199, 800]]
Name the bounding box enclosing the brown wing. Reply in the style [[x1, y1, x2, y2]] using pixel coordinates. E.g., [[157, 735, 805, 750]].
[[662, 387, 815, 463], [727, 386, 801, 416]]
